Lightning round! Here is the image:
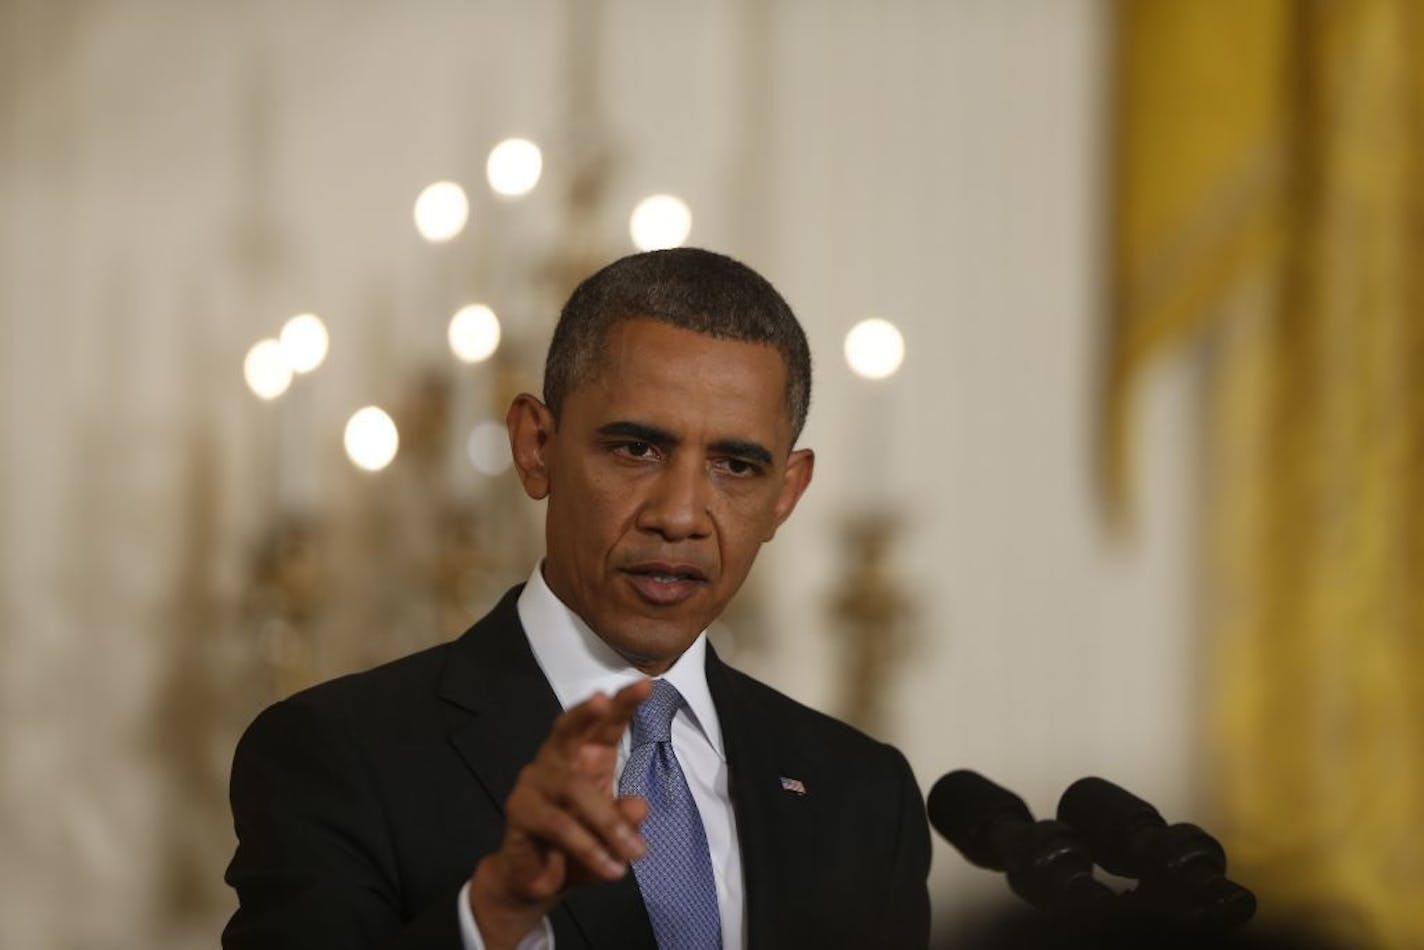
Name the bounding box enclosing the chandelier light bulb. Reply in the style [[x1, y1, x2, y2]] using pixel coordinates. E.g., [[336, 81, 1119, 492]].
[[629, 194, 693, 251], [244, 338, 293, 400], [448, 303, 501, 363], [467, 420, 513, 476], [844, 318, 906, 380], [279, 313, 329, 373], [413, 180, 469, 243], [344, 406, 399, 472], [486, 138, 543, 198]]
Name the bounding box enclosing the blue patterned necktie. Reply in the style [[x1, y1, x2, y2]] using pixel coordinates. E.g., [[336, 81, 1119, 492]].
[[618, 679, 723, 949]]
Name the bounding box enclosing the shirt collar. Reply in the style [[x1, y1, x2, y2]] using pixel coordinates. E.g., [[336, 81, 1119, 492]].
[[516, 562, 725, 761]]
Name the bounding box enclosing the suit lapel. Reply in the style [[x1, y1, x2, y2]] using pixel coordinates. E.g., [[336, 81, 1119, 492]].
[[437, 585, 654, 950], [439, 586, 562, 812], [708, 647, 821, 950]]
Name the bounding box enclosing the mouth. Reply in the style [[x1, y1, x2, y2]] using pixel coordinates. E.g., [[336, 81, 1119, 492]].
[[620, 562, 709, 606]]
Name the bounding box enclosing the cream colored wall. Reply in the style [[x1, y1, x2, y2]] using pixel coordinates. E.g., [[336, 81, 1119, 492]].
[[747, 1, 1202, 932], [0, 1, 1198, 945]]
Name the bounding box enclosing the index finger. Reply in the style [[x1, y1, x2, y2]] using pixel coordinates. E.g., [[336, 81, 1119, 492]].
[[585, 679, 654, 746], [550, 679, 653, 750]]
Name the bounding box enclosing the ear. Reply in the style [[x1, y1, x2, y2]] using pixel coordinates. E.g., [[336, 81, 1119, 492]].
[[507, 393, 556, 500], [765, 447, 814, 541]]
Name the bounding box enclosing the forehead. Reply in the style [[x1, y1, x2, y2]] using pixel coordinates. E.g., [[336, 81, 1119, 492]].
[[573, 318, 792, 443]]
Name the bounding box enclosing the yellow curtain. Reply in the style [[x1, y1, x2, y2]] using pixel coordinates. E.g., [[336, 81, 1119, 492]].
[[1107, 2, 1424, 946]]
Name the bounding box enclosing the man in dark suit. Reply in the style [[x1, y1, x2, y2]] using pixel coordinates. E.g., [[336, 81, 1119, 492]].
[[223, 248, 931, 949]]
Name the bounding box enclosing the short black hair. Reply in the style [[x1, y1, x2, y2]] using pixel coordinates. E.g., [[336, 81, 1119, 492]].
[[543, 247, 812, 444]]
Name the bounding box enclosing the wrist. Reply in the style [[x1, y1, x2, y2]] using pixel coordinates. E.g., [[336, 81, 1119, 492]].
[[470, 857, 552, 950]]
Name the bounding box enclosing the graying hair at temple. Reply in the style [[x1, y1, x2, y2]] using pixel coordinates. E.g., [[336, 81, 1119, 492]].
[[542, 247, 814, 443]]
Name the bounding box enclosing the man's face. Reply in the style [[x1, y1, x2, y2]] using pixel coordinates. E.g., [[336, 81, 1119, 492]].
[[508, 318, 814, 674]]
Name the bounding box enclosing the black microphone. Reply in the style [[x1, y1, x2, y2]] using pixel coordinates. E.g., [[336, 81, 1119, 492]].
[[1057, 776, 1256, 936], [928, 770, 1115, 926]]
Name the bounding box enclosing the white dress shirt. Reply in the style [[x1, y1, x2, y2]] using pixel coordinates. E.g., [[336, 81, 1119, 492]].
[[458, 564, 746, 949]]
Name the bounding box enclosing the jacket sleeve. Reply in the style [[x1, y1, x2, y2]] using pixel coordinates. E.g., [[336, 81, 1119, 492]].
[[879, 744, 933, 948], [222, 696, 464, 950]]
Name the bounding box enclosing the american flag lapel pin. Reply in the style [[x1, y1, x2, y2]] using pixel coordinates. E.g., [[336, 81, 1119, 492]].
[[779, 776, 807, 796]]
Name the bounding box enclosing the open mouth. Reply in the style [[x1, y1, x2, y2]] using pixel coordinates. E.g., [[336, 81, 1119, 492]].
[[624, 561, 707, 581], [621, 563, 708, 605], [631, 569, 704, 582]]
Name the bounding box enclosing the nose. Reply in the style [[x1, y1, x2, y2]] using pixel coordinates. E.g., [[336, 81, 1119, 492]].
[[636, 456, 713, 541]]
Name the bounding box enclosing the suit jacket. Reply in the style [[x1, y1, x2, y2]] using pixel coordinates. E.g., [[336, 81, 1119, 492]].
[[223, 585, 931, 949]]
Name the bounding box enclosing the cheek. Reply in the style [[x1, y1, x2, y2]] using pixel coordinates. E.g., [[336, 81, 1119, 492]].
[[712, 494, 780, 567], [560, 467, 637, 551]]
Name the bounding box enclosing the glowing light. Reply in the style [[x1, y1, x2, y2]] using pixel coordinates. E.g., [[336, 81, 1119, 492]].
[[244, 338, 293, 400], [467, 420, 513, 476], [279, 313, 329, 374], [486, 138, 543, 197], [344, 406, 399, 472], [844, 318, 906, 380], [448, 304, 501, 363], [413, 181, 469, 243], [629, 194, 692, 251]]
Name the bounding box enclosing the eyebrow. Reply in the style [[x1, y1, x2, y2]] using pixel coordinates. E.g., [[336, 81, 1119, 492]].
[[597, 420, 677, 445], [596, 420, 774, 466], [709, 438, 773, 466]]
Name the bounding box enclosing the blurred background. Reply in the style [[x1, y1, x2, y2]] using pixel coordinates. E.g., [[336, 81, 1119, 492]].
[[1, 0, 1420, 947]]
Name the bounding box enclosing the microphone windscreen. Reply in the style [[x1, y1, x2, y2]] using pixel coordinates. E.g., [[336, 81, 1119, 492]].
[[1057, 776, 1165, 873], [927, 769, 1034, 870]]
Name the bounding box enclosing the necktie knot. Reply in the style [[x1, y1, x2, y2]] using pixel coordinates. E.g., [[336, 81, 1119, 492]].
[[630, 678, 682, 747]]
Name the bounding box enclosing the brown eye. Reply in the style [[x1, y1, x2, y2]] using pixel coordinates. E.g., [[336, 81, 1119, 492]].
[[716, 457, 760, 478], [614, 441, 659, 461]]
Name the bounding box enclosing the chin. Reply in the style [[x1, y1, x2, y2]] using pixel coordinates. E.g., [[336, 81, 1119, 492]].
[[604, 617, 705, 670]]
